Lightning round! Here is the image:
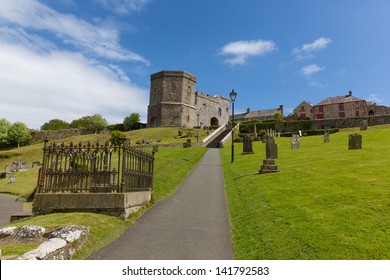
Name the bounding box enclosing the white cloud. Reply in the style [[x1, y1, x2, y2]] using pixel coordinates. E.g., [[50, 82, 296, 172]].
[[0, 0, 150, 64], [300, 64, 325, 78], [293, 37, 332, 60], [220, 40, 277, 66], [0, 42, 149, 129], [366, 94, 385, 104], [96, 0, 150, 15]]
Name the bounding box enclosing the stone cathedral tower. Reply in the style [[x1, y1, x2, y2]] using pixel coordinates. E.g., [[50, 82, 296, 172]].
[[147, 70, 230, 128]]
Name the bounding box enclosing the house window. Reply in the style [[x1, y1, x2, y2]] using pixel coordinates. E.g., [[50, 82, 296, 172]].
[[355, 102, 360, 109], [339, 103, 344, 111], [316, 114, 324, 120], [356, 111, 360, 117], [319, 105, 324, 113], [301, 106, 305, 112], [339, 112, 345, 118]]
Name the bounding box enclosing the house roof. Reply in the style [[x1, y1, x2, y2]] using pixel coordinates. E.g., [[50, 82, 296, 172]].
[[234, 108, 282, 119], [316, 94, 365, 106]]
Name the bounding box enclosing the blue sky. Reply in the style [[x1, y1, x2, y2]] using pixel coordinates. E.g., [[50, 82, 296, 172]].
[[1, 0, 390, 128]]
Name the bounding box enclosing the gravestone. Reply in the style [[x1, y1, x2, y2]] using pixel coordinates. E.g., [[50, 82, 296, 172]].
[[242, 135, 254, 154], [5, 165, 9, 174], [20, 162, 28, 170], [324, 130, 330, 143], [11, 159, 28, 172], [291, 134, 300, 149], [259, 137, 279, 174], [152, 145, 159, 153], [254, 125, 257, 138], [186, 139, 192, 148], [349, 133, 362, 150], [265, 136, 278, 159], [0, 172, 6, 179], [11, 162, 18, 172], [9, 174, 16, 183], [360, 120, 368, 131], [32, 161, 41, 168], [298, 130, 302, 137]]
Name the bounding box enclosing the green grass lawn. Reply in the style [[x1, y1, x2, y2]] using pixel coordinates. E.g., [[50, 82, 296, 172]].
[[221, 125, 390, 259], [0, 143, 207, 259]]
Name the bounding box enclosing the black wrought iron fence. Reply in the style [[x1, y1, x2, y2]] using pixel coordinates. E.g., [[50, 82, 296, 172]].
[[37, 139, 154, 193]]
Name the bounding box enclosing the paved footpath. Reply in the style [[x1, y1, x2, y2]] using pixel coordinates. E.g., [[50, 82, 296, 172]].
[[88, 148, 233, 260], [0, 194, 24, 227]]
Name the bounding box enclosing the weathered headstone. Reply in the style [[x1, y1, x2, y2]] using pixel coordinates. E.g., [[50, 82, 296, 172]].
[[259, 136, 279, 174], [20, 162, 28, 170], [360, 120, 368, 131], [32, 161, 41, 168], [291, 134, 300, 149], [11, 162, 18, 172], [186, 139, 192, 148], [242, 135, 254, 154], [9, 174, 16, 183], [183, 142, 188, 148], [5, 165, 9, 174], [152, 145, 159, 153], [324, 130, 330, 143], [298, 130, 302, 137], [0, 172, 6, 179], [265, 136, 278, 159], [349, 133, 362, 150]]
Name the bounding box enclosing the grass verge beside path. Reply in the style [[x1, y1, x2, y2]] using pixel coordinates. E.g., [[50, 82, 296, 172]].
[[221, 126, 390, 259], [2, 146, 207, 259]]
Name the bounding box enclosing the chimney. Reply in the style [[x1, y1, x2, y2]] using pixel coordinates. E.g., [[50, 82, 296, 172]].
[[279, 105, 284, 115], [349, 90, 352, 96], [246, 108, 251, 114]]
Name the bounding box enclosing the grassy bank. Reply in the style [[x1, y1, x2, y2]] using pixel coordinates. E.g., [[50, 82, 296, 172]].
[[221, 126, 390, 259]]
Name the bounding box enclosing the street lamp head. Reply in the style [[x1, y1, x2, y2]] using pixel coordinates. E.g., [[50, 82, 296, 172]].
[[229, 89, 237, 102]]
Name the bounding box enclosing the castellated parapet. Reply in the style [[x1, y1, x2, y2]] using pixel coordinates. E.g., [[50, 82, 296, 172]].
[[147, 70, 230, 128]]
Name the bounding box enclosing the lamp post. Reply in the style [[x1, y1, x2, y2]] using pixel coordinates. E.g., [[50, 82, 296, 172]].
[[230, 89, 237, 163]]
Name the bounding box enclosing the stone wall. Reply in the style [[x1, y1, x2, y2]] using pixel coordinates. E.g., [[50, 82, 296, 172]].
[[275, 115, 390, 132], [195, 92, 230, 127]]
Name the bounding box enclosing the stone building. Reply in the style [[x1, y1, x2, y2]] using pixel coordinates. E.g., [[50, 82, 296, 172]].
[[367, 102, 390, 116], [147, 70, 230, 128], [294, 90, 368, 120], [234, 106, 284, 122], [312, 90, 367, 120], [293, 101, 313, 120]]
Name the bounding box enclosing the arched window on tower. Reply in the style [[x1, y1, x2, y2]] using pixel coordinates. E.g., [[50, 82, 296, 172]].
[[218, 108, 222, 117]]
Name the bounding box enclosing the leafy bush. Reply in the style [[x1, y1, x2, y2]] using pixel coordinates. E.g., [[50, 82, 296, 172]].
[[110, 130, 126, 145]]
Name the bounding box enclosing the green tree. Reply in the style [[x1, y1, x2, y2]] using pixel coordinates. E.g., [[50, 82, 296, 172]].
[[89, 114, 108, 133], [274, 112, 284, 122], [41, 119, 70, 130], [7, 122, 31, 148], [0, 118, 11, 144], [123, 113, 141, 131], [70, 116, 92, 129]]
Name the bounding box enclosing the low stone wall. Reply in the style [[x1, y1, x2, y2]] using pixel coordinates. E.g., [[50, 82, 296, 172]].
[[275, 115, 390, 132], [32, 192, 152, 219]]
